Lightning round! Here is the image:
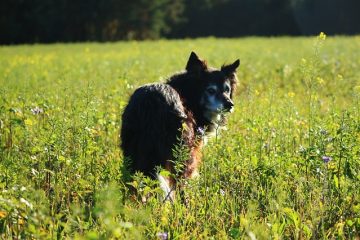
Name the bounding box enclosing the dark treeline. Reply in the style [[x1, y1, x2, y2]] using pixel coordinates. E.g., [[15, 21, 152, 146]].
[[1, 0, 359, 44]]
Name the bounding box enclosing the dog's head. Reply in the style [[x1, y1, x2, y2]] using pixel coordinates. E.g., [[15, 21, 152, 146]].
[[185, 52, 240, 125]]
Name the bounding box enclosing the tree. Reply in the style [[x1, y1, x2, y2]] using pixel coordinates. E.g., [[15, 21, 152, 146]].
[[0, 0, 185, 43]]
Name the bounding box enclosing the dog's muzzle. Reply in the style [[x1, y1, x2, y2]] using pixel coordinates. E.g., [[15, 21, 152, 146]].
[[224, 99, 234, 112]]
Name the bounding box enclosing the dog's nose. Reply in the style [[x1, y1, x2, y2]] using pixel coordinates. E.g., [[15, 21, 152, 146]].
[[224, 99, 234, 112]]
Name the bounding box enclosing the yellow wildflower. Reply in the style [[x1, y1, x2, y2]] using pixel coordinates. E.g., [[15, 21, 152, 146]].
[[182, 122, 188, 131], [316, 77, 325, 85], [0, 211, 7, 218], [287, 92, 295, 98], [24, 119, 33, 126], [318, 32, 326, 41], [354, 86, 360, 93]]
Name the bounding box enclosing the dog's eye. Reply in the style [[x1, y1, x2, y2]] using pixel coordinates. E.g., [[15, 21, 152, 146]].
[[207, 88, 216, 95], [224, 86, 230, 93]]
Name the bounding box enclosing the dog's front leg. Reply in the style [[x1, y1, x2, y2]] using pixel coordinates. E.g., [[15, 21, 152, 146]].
[[157, 174, 176, 202]]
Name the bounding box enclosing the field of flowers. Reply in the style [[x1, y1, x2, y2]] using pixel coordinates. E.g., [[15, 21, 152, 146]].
[[1, 35, 360, 239]]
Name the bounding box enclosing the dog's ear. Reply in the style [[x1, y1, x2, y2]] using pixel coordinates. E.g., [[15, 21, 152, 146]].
[[222, 59, 240, 98], [221, 59, 240, 75], [186, 52, 207, 74]]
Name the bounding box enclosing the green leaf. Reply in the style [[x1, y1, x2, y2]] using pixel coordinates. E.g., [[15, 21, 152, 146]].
[[333, 175, 339, 189]]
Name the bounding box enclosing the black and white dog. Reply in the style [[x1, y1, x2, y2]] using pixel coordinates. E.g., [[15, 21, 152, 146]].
[[121, 52, 240, 200]]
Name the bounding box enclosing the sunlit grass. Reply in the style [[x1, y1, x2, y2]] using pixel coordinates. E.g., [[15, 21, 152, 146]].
[[1, 36, 360, 239]]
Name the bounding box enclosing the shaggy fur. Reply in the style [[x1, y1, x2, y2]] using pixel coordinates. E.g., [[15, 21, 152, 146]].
[[120, 52, 240, 200]]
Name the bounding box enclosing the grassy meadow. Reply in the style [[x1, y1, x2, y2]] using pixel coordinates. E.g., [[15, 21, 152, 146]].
[[1, 35, 360, 239]]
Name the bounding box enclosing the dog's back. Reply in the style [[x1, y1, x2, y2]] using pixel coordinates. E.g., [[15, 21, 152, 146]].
[[121, 83, 187, 177]]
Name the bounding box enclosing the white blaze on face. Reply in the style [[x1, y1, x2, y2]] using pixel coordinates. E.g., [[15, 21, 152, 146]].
[[223, 82, 231, 97]]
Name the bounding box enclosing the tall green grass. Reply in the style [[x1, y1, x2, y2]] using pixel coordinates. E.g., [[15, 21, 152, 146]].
[[1, 35, 360, 239]]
